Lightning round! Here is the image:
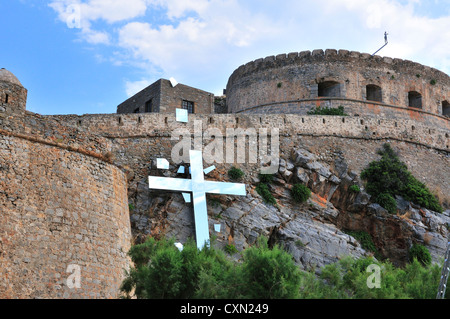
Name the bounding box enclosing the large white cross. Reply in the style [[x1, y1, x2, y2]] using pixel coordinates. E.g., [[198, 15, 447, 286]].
[[148, 150, 246, 249]]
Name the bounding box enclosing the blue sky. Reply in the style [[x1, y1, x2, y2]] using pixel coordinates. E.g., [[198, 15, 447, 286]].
[[1, 0, 449, 115]]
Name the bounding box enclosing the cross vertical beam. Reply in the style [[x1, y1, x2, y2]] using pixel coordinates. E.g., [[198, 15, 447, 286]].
[[189, 150, 210, 249]]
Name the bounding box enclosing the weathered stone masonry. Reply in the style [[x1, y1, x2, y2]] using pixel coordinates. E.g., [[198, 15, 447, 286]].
[[0, 133, 131, 299], [117, 78, 215, 114], [0, 72, 131, 299], [226, 49, 450, 118], [51, 112, 450, 204]]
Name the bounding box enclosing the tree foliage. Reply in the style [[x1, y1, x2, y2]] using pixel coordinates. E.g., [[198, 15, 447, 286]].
[[121, 237, 301, 299], [361, 143, 442, 213], [298, 256, 445, 299], [121, 237, 448, 299]]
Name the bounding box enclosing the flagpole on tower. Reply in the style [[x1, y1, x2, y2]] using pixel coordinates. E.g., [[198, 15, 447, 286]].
[[372, 31, 389, 56]]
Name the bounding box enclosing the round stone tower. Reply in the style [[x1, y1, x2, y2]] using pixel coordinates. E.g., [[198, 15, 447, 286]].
[[226, 49, 450, 119], [0, 68, 27, 115]]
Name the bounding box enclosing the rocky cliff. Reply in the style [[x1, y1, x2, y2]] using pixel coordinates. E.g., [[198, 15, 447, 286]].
[[127, 143, 450, 271]]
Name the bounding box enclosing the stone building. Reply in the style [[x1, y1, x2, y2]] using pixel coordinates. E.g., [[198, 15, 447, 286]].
[[117, 78, 215, 114]]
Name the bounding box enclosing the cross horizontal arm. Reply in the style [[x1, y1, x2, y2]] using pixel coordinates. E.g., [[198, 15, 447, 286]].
[[204, 181, 246, 196], [148, 176, 193, 192]]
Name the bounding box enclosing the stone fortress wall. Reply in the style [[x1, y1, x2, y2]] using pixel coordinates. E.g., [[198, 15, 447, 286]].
[[0, 75, 131, 299], [48, 111, 450, 204], [226, 49, 450, 124]]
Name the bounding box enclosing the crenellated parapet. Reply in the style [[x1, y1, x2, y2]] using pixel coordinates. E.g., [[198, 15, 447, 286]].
[[226, 49, 450, 119]]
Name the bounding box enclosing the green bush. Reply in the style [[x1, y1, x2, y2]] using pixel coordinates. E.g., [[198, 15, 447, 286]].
[[361, 143, 442, 213], [121, 236, 302, 299], [256, 183, 277, 205], [228, 166, 244, 180], [291, 183, 311, 203], [376, 193, 397, 214], [349, 185, 360, 193], [241, 237, 302, 299], [224, 244, 238, 255], [346, 230, 377, 254], [403, 178, 443, 213], [299, 256, 444, 299], [409, 244, 432, 266], [307, 105, 347, 116], [121, 237, 240, 299], [121, 237, 449, 299], [258, 173, 274, 184]]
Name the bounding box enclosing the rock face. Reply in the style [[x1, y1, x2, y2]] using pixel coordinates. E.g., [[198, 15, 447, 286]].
[[131, 176, 368, 273], [288, 146, 450, 267], [128, 145, 450, 271]]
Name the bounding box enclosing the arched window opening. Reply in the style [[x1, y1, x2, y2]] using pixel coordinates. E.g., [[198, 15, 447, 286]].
[[442, 100, 450, 116], [366, 85, 382, 102], [318, 81, 341, 97], [408, 91, 422, 109]]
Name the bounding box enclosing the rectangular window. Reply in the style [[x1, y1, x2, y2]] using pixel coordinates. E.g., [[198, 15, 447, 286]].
[[133, 107, 140, 113], [5, 94, 9, 104], [145, 99, 153, 113], [182, 100, 194, 113]]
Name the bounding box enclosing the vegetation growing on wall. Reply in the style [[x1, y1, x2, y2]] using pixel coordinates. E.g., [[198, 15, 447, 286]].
[[307, 105, 347, 116], [361, 143, 443, 213]]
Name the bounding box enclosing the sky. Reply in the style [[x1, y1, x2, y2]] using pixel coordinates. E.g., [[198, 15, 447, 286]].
[[1, 0, 449, 115]]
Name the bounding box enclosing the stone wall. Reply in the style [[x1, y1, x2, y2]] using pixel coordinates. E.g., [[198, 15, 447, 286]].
[[0, 113, 131, 299], [226, 49, 450, 117], [48, 112, 450, 152], [117, 79, 215, 114], [47, 112, 449, 205], [0, 81, 27, 116]]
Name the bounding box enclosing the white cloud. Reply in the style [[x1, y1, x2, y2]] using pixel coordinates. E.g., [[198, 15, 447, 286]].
[[49, 0, 450, 95], [49, 0, 149, 23]]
